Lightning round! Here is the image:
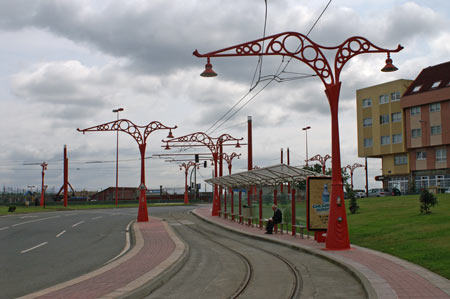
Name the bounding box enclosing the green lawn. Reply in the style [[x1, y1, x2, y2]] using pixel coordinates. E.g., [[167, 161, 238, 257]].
[[347, 194, 450, 279]]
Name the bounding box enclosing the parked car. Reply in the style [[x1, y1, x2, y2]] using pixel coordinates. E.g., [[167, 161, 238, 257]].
[[390, 188, 401, 196], [445, 188, 450, 194], [368, 188, 388, 197], [355, 191, 366, 198]]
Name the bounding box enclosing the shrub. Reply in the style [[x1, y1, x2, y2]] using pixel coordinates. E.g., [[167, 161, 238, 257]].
[[419, 188, 438, 214], [348, 190, 359, 214]]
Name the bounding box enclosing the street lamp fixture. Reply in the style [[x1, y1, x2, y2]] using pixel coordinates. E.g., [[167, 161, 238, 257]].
[[381, 53, 399, 72], [200, 57, 217, 77]]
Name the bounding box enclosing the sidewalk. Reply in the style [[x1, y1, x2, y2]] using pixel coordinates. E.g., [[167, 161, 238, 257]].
[[20, 217, 186, 299], [193, 207, 450, 299]]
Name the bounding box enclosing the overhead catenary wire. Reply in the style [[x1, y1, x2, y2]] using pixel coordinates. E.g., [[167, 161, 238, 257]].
[[205, 0, 333, 135]]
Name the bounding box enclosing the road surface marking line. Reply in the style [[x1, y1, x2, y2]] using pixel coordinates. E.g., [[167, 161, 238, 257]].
[[21, 242, 48, 254], [72, 221, 85, 227], [12, 216, 60, 227], [0, 226, 9, 231], [56, 230, 66, 238], [104, 220, 133, 265], [92, 216, 102, 220], [20, 215, 38, 219]]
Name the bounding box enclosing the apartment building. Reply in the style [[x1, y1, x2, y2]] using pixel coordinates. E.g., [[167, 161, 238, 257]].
[[401, 61, 450, 190], [356, 79, 413, 192]]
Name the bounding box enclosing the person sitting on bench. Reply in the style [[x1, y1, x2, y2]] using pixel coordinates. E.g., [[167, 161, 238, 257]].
[[265, 204, 282, 234]]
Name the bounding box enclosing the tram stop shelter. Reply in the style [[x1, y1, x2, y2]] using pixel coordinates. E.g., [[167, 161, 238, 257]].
[[205, 164, 325, 236]]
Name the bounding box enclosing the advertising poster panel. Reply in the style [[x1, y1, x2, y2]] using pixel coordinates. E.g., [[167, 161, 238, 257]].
[[307, 176, 332, 230]]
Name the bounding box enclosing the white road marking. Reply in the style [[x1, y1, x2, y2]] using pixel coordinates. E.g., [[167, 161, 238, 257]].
[[56, 230, 66, 238], [0, 226, 9, 231], [71, 221, 85, 227], [104, 220, 133, 265], [91, 216, 102, 220], [20, 215, 38, 219], [12, 216, 60, 227], [21, 242, 48, 254]]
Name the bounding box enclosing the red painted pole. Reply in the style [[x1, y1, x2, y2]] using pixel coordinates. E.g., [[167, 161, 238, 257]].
[[291, 188, 296, 236], [280, 148, 284, 193], [287, 147, 291, 194], [63, 145, 68, 207], [239, 190, 242, 223], [184, 168, 189, 204], [230, 187, 234, 220], [247, 188, 251, 226], [137, 143, 149, 222], [219, 143, 223, 213], [40, 163, 46, 207], [325, 83, 350, 250], [273, 188, 278, 205], [212, 153, 219, 216], [259, 188, 263, 228], [224, 189, 227, 216]]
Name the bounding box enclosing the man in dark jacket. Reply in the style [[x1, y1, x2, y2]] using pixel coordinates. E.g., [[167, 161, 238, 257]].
[[265, 205, 282, 234]]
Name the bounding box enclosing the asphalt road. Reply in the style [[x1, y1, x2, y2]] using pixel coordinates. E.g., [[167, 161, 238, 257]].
[[0, 206, 193, 299]]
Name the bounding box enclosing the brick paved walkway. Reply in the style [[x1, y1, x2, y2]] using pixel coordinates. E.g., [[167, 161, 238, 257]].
[[20, 217, 184, 299], [194, 207, 450, 299]]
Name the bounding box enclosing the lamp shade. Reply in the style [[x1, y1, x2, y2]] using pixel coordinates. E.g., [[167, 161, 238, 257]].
[[381, 57, 398, 72]]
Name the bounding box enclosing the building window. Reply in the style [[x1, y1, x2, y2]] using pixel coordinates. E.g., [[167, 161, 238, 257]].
[[412, 85, 422, 93], [412, 128, 422, 138], [379, 94, 389, 104], [362, 98, 372, 108], [436, 149, 447, 162], [416, 151, 427, 160], [430, 103, 441, 112], [364, 138, 373, 147], [410, 106, 421, 115], [391, 91, 401, 101], [394, 155, 408, 165], [391, 112, 401, 122], [431, 81, 441, 89], [380, 114, 389, 124], [392, 134, 402, 144], [381, 136, 390, 145], [431, 125, 442, 135], [363, 118, 372, 127]]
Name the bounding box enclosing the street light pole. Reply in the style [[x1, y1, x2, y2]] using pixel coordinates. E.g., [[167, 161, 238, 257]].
[[40, 162, 48, 207], [302, 126, 311, 166], [194, 31, 402, 250], [112, 108, 124, 207], [78, 120, 176, 222]]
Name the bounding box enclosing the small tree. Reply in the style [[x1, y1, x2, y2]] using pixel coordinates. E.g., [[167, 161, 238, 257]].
[[348, 189, 359, 214], [419, 188, 438, 214]]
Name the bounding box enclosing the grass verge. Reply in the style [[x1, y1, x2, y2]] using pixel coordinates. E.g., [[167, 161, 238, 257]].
[[347, 193, 450, 279]]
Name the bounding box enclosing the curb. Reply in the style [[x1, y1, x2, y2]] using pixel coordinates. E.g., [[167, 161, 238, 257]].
[[191, 209, 379, 299]]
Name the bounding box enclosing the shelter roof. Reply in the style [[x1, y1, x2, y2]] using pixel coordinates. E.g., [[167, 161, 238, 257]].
[[205, 164, 324, 188]]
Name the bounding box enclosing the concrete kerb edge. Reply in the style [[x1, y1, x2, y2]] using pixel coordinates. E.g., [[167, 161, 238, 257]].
[[191, 209, 378, 299], [120, 219, 190, 299]]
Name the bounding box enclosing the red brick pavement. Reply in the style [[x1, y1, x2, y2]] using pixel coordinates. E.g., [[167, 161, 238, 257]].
[[23, 218, 176, 299], [194, 207, 450, 299]]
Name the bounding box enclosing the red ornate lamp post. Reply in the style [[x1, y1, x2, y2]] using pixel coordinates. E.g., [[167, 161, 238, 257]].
[[308, 154, 332, 174], [345, 163, 364, 190], [180, 161, 198, 204], [194, 32, 402, 250], [78, 120, 176, 222], [163, 132, 243, 216], [40, 162, 48, 207]]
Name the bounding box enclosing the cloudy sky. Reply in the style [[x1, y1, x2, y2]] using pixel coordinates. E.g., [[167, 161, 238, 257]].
[[1, 0, 449, 194]]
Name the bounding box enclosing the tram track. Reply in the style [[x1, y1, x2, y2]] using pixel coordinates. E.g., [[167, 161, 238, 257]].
[[169, 212, 301, 299]]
